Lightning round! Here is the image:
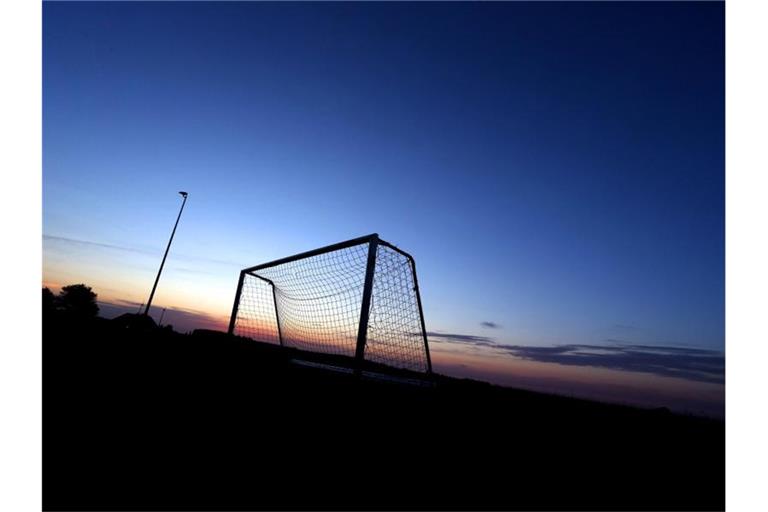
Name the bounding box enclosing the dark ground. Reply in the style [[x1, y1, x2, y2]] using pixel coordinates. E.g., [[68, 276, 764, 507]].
[[44, 314, 724, 511]]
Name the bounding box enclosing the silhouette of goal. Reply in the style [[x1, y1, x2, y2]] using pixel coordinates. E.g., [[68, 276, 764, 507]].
[[228, 234, 432, 373]]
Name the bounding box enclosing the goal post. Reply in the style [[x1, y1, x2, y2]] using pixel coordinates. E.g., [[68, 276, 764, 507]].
[[227, 233, 432, 374]]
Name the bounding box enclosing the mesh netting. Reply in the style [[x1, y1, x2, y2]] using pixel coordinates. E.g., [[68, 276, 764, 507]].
[[231, 274, 281, 346], [232, 238, 430, 373], [234, 243, 369, 357], [366, 245, 429, 372]]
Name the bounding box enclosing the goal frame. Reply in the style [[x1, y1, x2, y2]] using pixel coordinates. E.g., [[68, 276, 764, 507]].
[[227, 233, 433, 373]]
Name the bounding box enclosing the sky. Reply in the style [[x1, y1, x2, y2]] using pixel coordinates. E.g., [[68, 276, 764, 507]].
[[43, 1, 724, 416]]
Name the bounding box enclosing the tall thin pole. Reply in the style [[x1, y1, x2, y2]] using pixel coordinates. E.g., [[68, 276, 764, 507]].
[[144, 191, 188, 316]]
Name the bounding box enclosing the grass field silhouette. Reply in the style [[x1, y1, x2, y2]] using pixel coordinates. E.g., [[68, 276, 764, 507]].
[[44, 302, 723, 511]]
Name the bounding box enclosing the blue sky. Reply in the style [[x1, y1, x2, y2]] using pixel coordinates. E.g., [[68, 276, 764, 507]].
[[43, 2, 724, 412]]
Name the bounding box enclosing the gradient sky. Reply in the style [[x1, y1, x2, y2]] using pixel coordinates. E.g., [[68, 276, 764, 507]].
[[43, 1, 724, 415]]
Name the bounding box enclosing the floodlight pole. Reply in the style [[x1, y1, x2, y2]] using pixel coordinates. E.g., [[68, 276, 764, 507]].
[[144, 191, 188, 317]]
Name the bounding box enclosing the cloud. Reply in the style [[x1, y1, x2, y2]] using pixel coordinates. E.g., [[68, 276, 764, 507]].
[[154, 307, 228, 332], [97, 299, 227, 332], [96, 300, 145, 318], [480, 321, 501, 329], [98, 298, 143, 308], [426, 331, 496, 346], [428, 332, 724, 385], [45, 235, 155, 256], [43, 234, 245, 268], [497, 344, 724, 384]]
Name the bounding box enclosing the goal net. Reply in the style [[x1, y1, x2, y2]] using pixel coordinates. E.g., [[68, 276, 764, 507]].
[[228, 234, 432, 373]]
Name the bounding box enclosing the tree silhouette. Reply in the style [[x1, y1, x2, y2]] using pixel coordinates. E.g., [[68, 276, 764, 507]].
[[43, 287, 57, 316], [58, 284, 99, 318]]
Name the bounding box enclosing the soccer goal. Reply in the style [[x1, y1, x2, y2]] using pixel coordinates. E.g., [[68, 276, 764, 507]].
[[227, 234, 432, 374]]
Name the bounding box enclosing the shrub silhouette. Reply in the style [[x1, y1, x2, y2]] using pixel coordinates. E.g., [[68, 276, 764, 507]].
[[57, 284, 99, 318]]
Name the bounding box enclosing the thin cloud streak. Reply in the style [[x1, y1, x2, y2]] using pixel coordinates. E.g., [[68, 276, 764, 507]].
[[45, 235, 154, 256], [426, 331, 496, 346], [44, 234, 246, 268], [98, 299, 227, 332]]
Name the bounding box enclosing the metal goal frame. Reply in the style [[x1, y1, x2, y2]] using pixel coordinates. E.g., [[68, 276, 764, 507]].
[[227, 233, 432, 374]]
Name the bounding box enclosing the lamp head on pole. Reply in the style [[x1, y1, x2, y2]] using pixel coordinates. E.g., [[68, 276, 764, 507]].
[[179, 191, 188, 198]]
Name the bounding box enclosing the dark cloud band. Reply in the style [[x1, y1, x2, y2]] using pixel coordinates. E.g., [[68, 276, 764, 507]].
[[429, 332, 724, 385]]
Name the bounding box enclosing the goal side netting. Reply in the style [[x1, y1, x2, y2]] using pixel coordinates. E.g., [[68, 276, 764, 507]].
[[228, 234, 432, 373]]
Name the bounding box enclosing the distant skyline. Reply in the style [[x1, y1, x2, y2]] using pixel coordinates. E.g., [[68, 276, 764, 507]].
[[43, 1, 724, 415]]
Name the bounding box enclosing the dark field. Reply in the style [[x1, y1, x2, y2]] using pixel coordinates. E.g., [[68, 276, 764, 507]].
[[44, 315, 724, 511]]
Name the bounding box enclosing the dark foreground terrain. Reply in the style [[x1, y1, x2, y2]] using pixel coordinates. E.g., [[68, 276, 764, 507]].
[[44, 315, 724, 511]]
